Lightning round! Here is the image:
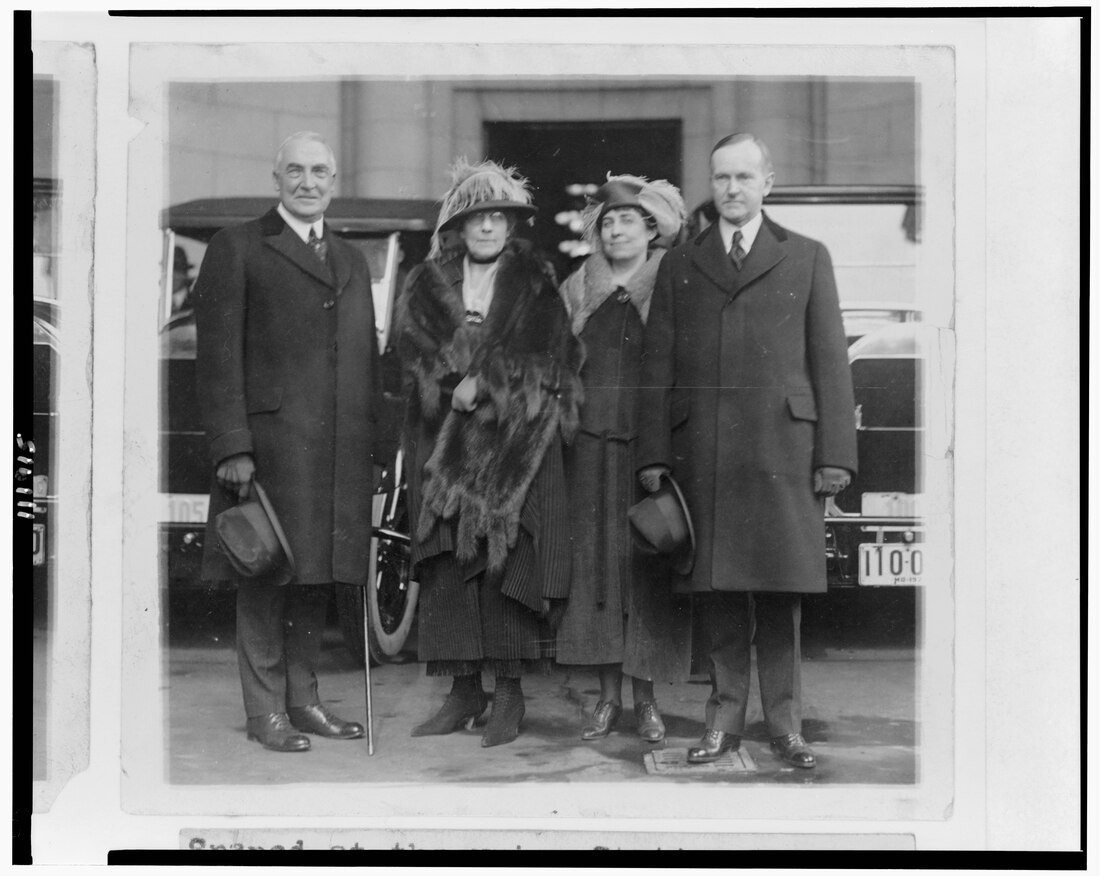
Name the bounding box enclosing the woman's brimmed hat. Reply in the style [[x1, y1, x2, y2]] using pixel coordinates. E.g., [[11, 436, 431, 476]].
[[431, 158, 537, 257], [581, 173, 687, 249]]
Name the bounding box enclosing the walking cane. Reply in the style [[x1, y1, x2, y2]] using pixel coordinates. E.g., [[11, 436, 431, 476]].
[[362, 487, 386, 756]]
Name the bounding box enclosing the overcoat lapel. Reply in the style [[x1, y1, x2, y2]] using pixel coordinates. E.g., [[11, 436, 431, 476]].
[[259, 208, 338, 289], [325, 225, 353, 294], [731, 214, 788, 295], [689, 213, 789, 299], [690, 224, 737, 293]]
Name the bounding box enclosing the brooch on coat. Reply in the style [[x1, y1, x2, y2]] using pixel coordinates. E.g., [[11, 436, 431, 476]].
[[464, 310, 485, 325]]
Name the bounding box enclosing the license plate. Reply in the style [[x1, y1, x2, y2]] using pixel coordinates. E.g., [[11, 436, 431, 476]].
[[33, 524, 45, 566], [858, 543, 923, 586], [161, 493, 210, 524]]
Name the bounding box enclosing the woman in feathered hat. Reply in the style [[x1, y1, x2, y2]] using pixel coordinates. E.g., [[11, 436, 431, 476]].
[[555, 174, 693, 743], [396, 159, 583, 747]]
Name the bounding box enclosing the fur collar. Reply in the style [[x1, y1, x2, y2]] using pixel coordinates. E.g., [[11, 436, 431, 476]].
[[561, 249, 665, 337], [407, 242, 552, 379]]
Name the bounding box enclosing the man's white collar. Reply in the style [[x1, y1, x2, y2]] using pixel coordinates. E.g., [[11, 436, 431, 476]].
[[718, 211, 764, 254], [277, 203, 324, 243]]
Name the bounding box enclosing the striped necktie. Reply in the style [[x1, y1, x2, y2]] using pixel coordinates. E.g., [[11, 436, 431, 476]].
[[307, 226, 328, 265], [728, 229, 745, 271]]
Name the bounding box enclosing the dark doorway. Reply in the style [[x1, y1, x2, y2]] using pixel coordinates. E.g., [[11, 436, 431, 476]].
[[486, 119, 682, 279]]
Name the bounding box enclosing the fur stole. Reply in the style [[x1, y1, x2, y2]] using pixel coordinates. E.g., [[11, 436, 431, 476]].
[[396, 243, 584, 572], [559, 249, 665, 337]]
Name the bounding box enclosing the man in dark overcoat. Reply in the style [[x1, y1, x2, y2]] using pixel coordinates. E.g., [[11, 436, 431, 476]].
[[637, 133, 857, 768], [193, 132, 379, 752]]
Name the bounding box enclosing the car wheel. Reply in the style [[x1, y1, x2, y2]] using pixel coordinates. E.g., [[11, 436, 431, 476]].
[[335, 464, 419, 666]]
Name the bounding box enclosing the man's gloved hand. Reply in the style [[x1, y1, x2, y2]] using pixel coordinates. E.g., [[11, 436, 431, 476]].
[[216, 452, 256, 501], [813, 466, 851, 496], [638, 466, 670, 494], [451, 374, 479, 412]]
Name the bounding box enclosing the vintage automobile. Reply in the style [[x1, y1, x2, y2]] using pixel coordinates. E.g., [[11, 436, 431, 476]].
[[158, 196, 437, 664], [758, 185, 927, 588], [823, 322, 930, 588]]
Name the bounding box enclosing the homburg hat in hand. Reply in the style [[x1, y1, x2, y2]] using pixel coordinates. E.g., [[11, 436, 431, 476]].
[[214, 481, 297, 586], [628, 474, 696, 575]]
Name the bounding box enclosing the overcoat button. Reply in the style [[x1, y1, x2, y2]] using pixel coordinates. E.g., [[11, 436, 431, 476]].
[[323, 300, 335, 309]]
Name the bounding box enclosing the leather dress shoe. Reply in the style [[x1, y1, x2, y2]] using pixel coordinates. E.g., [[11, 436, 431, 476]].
[[686, 728, 740, 764], [288, 703, 365, 740], [581, 700, 622, 741], [770, 733, 817, 769], [633, 701, 666, 743], [246, 712, 311, 752]]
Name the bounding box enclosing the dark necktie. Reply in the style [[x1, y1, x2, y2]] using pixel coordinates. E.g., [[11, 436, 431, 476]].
[[307, 226, 328, 265], [728, 229, 746, 271]]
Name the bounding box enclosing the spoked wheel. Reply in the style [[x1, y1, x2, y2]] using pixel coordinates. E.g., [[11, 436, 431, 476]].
[[336, 450, 419, 666]]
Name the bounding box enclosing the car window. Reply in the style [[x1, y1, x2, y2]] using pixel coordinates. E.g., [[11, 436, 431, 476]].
[[160, 233, 207, 360], [841, 307, 919, 343], [764, 203, 918, 310], [343, 235, 391, 282], [343, 234, 400, 346], [159, 232, 399, 357]]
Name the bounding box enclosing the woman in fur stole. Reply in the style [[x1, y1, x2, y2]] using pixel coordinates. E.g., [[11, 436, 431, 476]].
[[555, 175, 693, 743], [396, 159, 583, 747]]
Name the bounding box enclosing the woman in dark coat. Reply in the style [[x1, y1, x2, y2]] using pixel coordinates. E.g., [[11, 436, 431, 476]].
[[554, 175, 692, 743], [397, 159, 583, 747]]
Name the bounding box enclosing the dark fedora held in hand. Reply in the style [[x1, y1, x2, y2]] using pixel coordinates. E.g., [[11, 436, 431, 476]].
[[215, 481, 296, 585], [628, 474, 695, 575]]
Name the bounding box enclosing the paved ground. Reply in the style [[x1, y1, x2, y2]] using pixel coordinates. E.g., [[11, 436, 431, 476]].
[[166, 596, 917, 786]]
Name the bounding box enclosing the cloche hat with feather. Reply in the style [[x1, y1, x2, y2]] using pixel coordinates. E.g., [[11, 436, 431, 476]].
[[581, 173, 686, 249], [431, 158, 537, 257]]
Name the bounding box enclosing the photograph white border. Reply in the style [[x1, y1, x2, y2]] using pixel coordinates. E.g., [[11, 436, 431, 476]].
[[18, 11, 1082, 859], [29, 39, 97, 816]]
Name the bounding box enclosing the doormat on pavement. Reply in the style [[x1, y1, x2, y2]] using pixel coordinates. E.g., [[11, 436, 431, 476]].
[[643, 747, 757, 775]]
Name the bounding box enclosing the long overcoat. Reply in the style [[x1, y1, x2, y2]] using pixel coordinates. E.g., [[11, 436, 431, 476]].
[[636, 214, 857, 594], [554, 251, 692, 680], [193, 207, 380, 586]]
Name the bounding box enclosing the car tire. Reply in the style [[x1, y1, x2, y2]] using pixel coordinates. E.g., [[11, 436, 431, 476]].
[[335, 462, 419, 666], [334, 540, 419, 666]]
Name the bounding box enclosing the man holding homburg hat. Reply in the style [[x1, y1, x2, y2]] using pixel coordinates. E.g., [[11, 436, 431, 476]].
[[636, 134, 857, 768], [193, 132, 379, 752]]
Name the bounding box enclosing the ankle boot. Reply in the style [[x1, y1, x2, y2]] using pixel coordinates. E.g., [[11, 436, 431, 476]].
[[411, 674, 488, 737], [481, 676, 525, 748]]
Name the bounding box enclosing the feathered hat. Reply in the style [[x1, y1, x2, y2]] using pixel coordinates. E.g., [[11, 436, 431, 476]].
[[581, 173, 687, 249], [431, 158, 537, 257]]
